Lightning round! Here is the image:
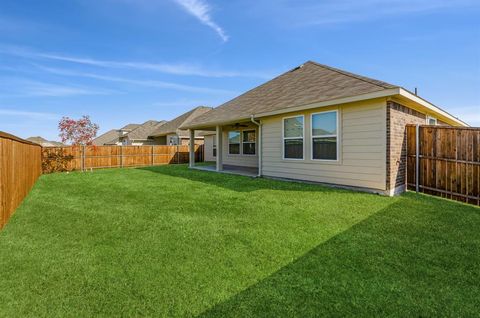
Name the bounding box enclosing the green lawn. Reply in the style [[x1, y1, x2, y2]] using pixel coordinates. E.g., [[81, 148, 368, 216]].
[[0, 165, 479, 317]]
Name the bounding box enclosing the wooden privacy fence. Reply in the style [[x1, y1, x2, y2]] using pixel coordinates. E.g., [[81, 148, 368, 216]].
[[406, 125, 480, 205], [0, 131, 42, 229], [42, 144, 204, 172]]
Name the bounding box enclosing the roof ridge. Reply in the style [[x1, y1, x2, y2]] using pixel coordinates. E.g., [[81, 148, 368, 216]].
[[206, 65, 304, 114], [305, 61, 397, 89], [182, 106, 213, 126]]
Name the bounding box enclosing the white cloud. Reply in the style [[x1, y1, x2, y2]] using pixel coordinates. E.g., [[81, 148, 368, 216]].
[[172, 0, 228, 41], [263, 0, 480, 26], [0, 45, 272, 78], [26, 82, 113, 97], [35, 65, 235, 95], [0, 78, 116, 97], [0, 109, 60, 120]]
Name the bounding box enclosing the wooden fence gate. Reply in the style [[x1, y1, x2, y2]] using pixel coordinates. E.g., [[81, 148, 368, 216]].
[[406, 125, 480, 205]]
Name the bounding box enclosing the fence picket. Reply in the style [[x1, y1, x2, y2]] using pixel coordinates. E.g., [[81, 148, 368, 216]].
[[0, 132, 42, 229], [407, 125, 480, 205], [42, 144, 204, 173]]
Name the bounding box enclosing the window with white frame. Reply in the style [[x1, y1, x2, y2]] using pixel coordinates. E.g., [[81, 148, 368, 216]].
[[212, 136, 217, 157], [311, 111, 338, 160], [228, 131, 240, 154], [242, 130, 256, 155], [169, 136, 179, 145], [283, 116, 304, 159], [426, 115, 437, 125]]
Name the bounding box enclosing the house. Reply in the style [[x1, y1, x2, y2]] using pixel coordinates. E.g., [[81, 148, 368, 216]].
[[26, 136, 65, 147], [118, 120, 167, 145], [93, 124, 140, 146], [149, 106, 213, 145], [181, 61, 467, 196]]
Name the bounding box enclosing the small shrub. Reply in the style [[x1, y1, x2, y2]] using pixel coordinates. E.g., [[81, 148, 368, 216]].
[[42, 148, 74, 173]]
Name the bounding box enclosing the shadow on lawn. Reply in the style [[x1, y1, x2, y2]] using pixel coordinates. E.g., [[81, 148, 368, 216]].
[[197, 196, 480, 317], [138, 165, 362, 194]]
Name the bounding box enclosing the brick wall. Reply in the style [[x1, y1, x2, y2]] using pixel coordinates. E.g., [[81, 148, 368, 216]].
[[386, 101, 426, 193]]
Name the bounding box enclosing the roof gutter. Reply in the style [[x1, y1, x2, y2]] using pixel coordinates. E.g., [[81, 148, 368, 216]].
[[250, 115, 262, 177], [398, 88, 469, 127], [182, 87, 468, 129]]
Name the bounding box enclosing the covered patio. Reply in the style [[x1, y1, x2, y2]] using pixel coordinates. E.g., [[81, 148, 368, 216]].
[[187, 124, 260, 178], [192, 164, 258, 177]]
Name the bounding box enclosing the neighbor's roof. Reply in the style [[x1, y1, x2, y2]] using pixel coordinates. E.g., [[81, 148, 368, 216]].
[[127, 120, 167, 140], [150, 106, 213, 137], [121, 123, 140, 130], [92, 129, 120, 146], [26, 136, 65, 147], [183, 61, 398, 128]]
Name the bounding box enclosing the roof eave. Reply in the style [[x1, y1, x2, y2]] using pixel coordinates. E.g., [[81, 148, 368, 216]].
[[182, 88, 400, 129], [397, 88, 469, 127], [182, 87, 468, 129], [149, 130, 176, 137]]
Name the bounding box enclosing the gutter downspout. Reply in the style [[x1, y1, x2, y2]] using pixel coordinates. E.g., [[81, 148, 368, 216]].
[[250, 115, 262, 177]]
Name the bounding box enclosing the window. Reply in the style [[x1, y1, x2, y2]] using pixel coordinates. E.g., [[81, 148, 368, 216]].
[[311, 111, 338, 161], [242, 130, 256, 155], [212, 136, 217, 157], [169, 136, 178, 145], [427, 116, 437, 125], [283, 116, 304, 159], [228, 131, 240, 154]]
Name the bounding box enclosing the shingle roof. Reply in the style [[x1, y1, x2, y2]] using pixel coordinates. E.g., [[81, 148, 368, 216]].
[[92, 129, 120, 146], [26, 136, 65, 147], [183, 61, 398, 128], [121, 123, 140, 130], [150, 106, 213, 137], [127, 120, 167, 140]]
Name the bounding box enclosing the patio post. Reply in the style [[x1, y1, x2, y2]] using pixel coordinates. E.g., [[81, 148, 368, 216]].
[[216, 125, 223, 171], [189, 129, 195, 168]]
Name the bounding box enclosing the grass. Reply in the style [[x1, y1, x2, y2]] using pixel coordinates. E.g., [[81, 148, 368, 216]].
[[0, 165, 479, 317]]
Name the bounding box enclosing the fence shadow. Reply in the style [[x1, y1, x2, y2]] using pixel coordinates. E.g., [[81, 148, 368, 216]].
[[197, 196, 480, 317]]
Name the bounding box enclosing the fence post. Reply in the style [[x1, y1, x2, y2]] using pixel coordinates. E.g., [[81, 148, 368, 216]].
[[151, 145, 154, 166], [81, 145, 86, 172], [120, 146, 123, 168], [176, 145, 179, 164], [415, 124, 420, 193]]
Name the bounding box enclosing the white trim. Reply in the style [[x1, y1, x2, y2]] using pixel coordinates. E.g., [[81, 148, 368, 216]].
[[310, 110, 339, 162], [216, 125, 223, 171], [426, 115, 437, 125], [184, 89, 400, 129], [228, 130, 241, 155], [282, 115, 305, 160], [212, 136, 217, 157], [183, 86, 468, 130], [225, 128, 258, 157], [241, 129, 256, 156], [250, 116, 262, 177]]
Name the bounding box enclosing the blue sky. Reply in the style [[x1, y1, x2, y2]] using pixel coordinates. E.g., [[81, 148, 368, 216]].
[[1, 0, 479, 140]]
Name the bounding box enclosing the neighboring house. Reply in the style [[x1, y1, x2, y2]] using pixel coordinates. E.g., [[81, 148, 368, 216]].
[[182, 61, 467, 196], [149, 106, 213, 145], [26, 136, 65, 147], [93, 124, 140, 146], [118, 120, 167, 145]]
